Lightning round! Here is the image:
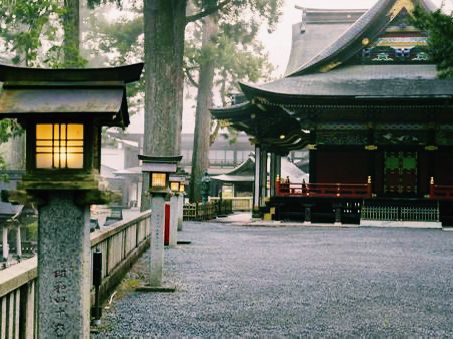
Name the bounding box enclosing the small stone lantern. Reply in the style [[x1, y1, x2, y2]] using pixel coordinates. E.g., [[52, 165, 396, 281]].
[[168, 170, 186, 245], [169, 172, 186, 193], [0, 62, 143, 337], [138, 155, 181, 290], [139, 155, 182, 195]]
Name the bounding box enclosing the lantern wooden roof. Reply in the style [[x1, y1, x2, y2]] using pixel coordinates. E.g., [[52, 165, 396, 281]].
[[138, 155, 183, 174], [0, 63, 144, 128]]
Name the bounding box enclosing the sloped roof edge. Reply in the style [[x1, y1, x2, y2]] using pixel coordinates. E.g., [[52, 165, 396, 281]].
[[288, 0, 437, 77]]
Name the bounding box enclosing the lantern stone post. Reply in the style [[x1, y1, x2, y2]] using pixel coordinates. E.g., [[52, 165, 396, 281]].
[[2, 226, 8, 262], [177, 193, 184, 231], [0, 63, 143, 337], [137, 155, 181, 291], [169, 171, 186, 246]]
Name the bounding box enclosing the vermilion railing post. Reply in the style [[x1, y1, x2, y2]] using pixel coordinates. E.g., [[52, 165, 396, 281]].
[[430, 177, 435, 199]]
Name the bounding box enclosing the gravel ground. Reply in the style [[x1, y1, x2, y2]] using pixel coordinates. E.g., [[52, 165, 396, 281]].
[[96, 222, 453, 337]]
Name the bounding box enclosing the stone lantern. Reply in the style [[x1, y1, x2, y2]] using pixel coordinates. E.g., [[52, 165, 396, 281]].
[[138, 155, 181, 289], [0, 63, 143, 338], [168, 171, 186, 245]]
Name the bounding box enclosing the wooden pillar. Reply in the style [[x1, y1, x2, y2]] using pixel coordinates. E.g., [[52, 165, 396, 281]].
[[308, 129, 317, 183], [309, 150, 317, 183], [334, 203, 342, 225], [367, 149, 376, 195], [304, 206, 311, 224], [367, 121, 376, 195], [427, 127, 437, 192], [269, 153, 276, 197], [253, 145, 261, 216], [260, 149, 268, 207]]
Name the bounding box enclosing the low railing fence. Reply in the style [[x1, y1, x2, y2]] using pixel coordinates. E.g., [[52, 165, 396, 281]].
[[430, 183, 453, 200], [277, 181, 372, 199], [362, 204, 439, 222], [0, 211, 151, 338]]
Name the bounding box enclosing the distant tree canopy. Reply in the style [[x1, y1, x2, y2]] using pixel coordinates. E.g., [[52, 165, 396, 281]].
[[413, 6, 453, 78], [0, 0, 60, 66], [0, 0, 86, 68]]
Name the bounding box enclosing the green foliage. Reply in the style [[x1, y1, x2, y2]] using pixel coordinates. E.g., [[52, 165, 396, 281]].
[[193, 0, 283, 29], [185, 0, 279, 103], [26, 221, 38, 242], [87, 0, 123, 10], [0, 0, 87, 68], [413, 6, 453, 78], [0, 119, 22, 143], [0, 0, 62, 66], [85, 6, 144, 112], [0, 0, 87, 168]]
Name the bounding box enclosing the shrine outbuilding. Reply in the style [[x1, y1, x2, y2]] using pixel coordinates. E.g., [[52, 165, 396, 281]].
[[212, 0, 453, 226]]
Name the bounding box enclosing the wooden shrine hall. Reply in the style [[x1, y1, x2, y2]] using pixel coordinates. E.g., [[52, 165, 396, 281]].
[[211, 0, 453, 225]]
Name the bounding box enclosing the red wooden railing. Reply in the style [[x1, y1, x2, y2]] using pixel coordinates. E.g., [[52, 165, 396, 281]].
[[429, 177, 453, 200], [276, 179, 372, 199]]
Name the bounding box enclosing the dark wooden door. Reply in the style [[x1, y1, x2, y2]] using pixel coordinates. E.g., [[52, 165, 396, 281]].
[[384, 151, 418, 195]]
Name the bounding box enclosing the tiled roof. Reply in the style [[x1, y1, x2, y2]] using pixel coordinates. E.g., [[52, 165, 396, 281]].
[[288, 0, 438, 77], [241, 65, 453, 98], [285, 9, 365, 75]]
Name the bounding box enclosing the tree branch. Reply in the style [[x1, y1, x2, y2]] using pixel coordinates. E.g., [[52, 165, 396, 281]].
[[185, 68, 199, 87], [186, 0, 233, 23], [209, 120, 220, 146]]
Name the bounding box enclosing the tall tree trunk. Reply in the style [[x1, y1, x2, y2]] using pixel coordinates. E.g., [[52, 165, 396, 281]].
[[141, 0, 186, 211], [63, 0, 80, 66], [189, 15, 218, 202], [3, 135, 25, 170], [173, 0, 186, 156]]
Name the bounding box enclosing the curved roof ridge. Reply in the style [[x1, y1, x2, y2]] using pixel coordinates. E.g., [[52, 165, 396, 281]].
[[287, 0, 394, 77], [287, 0, 436, 77], [301, 8, 368, 13]]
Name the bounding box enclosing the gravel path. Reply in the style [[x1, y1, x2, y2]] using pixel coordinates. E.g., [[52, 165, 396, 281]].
[[96, 222, 453, 337]]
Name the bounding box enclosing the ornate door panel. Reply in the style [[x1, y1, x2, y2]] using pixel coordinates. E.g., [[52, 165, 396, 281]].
[[384, 151, 417, 195]]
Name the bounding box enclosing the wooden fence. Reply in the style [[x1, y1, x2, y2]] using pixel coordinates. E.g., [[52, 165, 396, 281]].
[[0, 211, 151, 339], [208, 197, 253, 211], [183, 200, 233, 221]]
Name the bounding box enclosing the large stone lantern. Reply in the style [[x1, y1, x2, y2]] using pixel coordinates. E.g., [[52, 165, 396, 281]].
[[0, 63, 143, 338]]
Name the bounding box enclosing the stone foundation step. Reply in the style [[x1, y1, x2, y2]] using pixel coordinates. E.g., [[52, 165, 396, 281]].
[[360, 220, 442, 228]]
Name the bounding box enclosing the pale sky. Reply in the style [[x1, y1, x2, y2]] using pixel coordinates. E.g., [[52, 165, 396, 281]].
[[262, 0, 379, 76], [127, 0, 450, 134]]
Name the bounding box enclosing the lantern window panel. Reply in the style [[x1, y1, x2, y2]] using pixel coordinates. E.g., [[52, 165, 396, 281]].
[[35, 123, 84, 169], [170, 182, 180, 192], [151, 172, 167, 189]]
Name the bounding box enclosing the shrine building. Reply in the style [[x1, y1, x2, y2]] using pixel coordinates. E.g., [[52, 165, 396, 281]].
[[211, 0, 453, 225]]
